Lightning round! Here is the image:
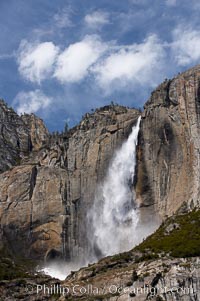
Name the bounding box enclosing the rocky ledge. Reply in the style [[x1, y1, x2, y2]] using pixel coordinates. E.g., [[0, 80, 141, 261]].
[[0, 209, 199, 301]]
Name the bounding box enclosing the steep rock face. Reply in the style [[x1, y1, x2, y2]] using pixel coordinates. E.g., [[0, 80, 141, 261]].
[[136, 65, 200, 219], [0, 105, 140, 260], [21, 113, 49, 151], [0, 100, 30, 172], [0, 165, 66, 259], [0, 100, 49, 173]]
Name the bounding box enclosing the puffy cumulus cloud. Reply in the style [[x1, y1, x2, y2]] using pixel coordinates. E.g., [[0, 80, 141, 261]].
[[171, 27, 200, 65], [84, 11, 110, 28], [17, 41, 59, 83], [17, 34, 167, 94], [13, 90, 52, 115], [54, 35, 107, 83], [92, 35, 165, 92]]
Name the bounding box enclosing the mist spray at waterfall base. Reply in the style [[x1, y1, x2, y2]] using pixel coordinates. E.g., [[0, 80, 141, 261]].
[[39, 261, 81, 280], [40, 117, 159, 280]]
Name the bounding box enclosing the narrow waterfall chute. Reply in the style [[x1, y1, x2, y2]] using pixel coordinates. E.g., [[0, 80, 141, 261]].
[[88, 116, 142, 258]]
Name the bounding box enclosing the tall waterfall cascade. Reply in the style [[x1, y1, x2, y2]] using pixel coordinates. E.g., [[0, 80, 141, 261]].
[[42, 116, 158, 279], [88, 116, 142, 258]]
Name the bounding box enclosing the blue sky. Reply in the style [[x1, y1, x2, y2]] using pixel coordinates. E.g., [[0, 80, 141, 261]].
[[1, 0, 200, 131]]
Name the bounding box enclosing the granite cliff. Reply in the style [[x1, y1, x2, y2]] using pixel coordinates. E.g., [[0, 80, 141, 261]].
[[0, 103, 139, 262], [136, 65, 200, 220], [0, 100, 49, 173]]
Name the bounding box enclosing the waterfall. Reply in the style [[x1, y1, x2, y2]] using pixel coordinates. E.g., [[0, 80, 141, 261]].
[[41, 115, 158, 279], [88, 116, 142, 258]]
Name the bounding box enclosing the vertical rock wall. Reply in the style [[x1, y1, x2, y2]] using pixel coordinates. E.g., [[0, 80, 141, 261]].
[[136, 65, 200, 219]]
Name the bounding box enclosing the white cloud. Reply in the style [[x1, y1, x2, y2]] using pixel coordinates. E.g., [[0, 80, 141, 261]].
[[53, 7, 73, 28], [17, 41, 59, 83], [166, 0, 177, 6], [13, 90, 52, 115], [0, 53, 15, 60], [17, 34, 167, 94], [84, 11, 110, 28], [31, 28, 54, 39], [171, 27, 200, 65], [54, 35, 107, 83], [92, 35, 165, 92]]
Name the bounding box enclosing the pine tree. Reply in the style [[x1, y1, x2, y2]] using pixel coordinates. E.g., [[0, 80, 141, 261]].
[[64, 122, 69, 133]]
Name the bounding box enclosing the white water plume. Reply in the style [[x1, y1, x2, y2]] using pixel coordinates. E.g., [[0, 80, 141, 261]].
[[88, 117, 142, 258], [41, 116, 159, 280]]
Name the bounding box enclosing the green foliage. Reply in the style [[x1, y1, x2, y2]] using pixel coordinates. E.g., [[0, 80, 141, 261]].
[[0, 246, 35, 281], [143, 272, 150, 277], [135, 209, 200, 258], [15, 157, 21, 165], [135, 253, 159, 263], [156, 296, 164, 301], [64, 122, 69, 133], [110, 251, 132, 263], [132, 270, 138, 282], [0, 259, 27, 280]]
